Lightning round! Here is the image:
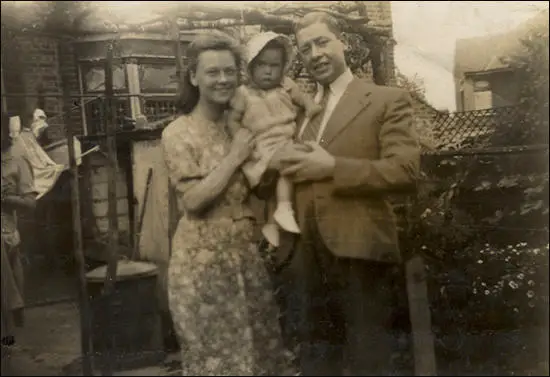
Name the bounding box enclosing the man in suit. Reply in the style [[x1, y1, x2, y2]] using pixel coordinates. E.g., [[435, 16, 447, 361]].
[[264, 11, 421, 376]]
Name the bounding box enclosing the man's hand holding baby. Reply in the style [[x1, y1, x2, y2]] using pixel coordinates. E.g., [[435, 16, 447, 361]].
[[279, 142, 336, 183]]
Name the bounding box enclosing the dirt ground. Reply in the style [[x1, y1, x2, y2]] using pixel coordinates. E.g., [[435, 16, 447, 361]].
[[2, 260, 179, 377], [2, 301, 547, 376], [3, 302, 83, 376], [1, 264, 546, 376], [2, 301, 180, 376]]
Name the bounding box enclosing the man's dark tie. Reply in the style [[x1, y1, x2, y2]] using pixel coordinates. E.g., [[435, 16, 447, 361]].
[[300, 85, 331, 142]]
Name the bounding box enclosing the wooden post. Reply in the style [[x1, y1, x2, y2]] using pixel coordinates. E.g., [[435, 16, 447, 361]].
[[405, 255, 438, 376], [100, 40, 120, 376], [173, 17, 184, 90], [171, 16, 182, 250], [161, 17, 183, 352], [62, 51, 94, 376]]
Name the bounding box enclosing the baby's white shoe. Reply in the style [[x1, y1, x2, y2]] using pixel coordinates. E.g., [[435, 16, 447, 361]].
[[273, 203, 301, 234]]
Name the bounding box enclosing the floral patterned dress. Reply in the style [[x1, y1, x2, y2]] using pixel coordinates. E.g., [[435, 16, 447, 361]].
[[161, 113, 295, 376]]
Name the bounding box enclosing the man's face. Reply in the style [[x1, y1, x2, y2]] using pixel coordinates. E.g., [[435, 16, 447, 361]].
[[296, 22, 347, 85]]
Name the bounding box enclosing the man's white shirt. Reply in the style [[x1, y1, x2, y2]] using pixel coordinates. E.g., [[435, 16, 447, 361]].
[[297, 68, 354, 143]]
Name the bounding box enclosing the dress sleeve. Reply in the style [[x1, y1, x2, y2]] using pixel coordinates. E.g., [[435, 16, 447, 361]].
[[162, 128, 208, 198]]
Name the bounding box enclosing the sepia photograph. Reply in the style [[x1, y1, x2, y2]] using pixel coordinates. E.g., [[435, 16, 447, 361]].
[[1, 1, 548, 376]]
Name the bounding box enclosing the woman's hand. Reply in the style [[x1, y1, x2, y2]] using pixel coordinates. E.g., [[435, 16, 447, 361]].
[[228, 128, 254, 165]]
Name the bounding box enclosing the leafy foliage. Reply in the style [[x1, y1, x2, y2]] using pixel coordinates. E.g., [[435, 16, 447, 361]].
[[407, 19, 550, 358], [495, 12, 549, 146], [396, 71, 427, 99], [408, 150, 549, 333], [395, 71, 439, 151], [397, 140, 549, 375]]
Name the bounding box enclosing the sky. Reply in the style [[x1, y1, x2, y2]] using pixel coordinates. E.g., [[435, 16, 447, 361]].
[[391, 1, 548, 111]]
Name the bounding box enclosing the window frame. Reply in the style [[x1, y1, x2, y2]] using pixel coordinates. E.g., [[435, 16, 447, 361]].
[[80, 61, 130, 95], [78, 57, 180, 134], [136, 57, 179, 95]]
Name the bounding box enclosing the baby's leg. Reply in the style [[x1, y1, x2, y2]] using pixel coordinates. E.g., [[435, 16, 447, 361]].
[[273, 175, 300, 234], [261, 175, 301, 247]]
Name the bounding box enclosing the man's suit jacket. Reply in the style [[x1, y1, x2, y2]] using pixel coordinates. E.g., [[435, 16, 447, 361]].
[[275, 78, 420, 264]]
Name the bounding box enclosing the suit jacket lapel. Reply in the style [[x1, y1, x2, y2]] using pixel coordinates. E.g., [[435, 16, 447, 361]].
[[320, 78, 373, 147]]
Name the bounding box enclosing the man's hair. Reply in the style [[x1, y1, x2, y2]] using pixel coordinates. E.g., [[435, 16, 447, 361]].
[[293, 12, 343, 38]]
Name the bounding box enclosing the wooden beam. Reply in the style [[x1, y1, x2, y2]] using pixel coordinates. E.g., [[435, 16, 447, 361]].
[[424, 144, 550, 156], [173, 17, 185, 95], [99, 40, 120, 376], [62, 44, 94, 377], [103, 41, 120, 294], [73, 32, 196, 43], [405, 255, 438, 376], [71, 3, 391, 39]]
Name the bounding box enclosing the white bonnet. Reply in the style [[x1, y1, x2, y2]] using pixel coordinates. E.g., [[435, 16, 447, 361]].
[[245, 31, 295, 74]]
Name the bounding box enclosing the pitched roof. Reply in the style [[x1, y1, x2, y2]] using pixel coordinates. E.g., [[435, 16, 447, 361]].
[[454, 9, 548, 76], [454, 33, 517, 75]]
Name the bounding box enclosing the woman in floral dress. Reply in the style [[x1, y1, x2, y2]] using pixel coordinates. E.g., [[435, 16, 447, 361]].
[[161, 32, 296, 376]]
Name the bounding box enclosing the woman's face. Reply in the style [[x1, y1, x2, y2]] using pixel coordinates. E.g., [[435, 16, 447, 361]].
[[190, 49, 239, 105]]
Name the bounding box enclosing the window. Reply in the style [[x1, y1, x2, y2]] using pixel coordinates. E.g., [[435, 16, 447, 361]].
[[473, 80, 490, 92], [82, 64, 127, 93], [78, 60, 179, 134], [80, 63, 130, 134], [137, 61, 178, 121], [473, 91, 493, 110], [473, 79, 492, 110], [138, 63, 177, 93]]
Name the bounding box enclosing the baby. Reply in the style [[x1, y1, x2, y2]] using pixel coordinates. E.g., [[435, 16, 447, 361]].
[[228, 31, 321, 247]]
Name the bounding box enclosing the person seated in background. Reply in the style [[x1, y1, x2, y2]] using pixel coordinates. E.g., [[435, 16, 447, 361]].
[[10, 108, 64, 199], [1, 111, 38, 350]]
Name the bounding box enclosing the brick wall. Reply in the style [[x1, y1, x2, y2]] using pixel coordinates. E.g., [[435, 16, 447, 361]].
[[1, 27, 27, 116], [1, 28, 83, 141], [58, 38, 85, 138], [365, 1, 396, 85]]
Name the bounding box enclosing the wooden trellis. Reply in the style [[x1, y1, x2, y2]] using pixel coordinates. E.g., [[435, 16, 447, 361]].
[[70, 2, 393, 86]]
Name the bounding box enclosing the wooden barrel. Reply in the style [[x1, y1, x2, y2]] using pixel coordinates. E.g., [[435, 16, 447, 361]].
[[85, 260, 165, 371]]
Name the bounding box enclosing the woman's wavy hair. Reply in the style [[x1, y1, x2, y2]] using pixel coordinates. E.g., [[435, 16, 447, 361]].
[[176, 31, 244, 115]]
